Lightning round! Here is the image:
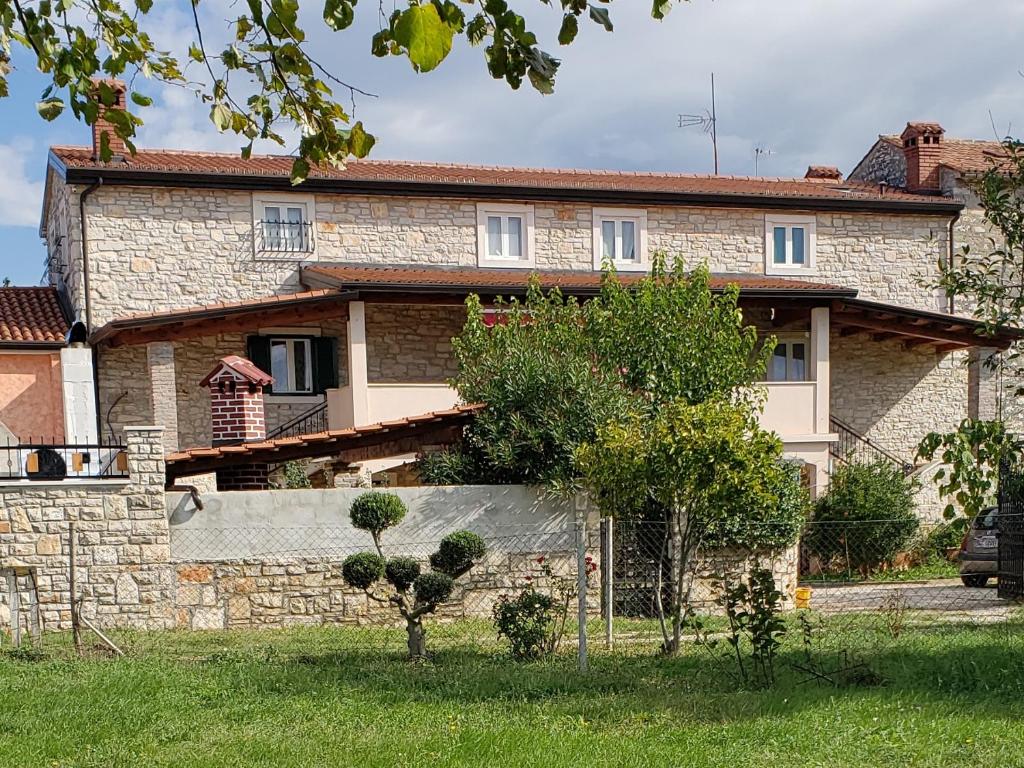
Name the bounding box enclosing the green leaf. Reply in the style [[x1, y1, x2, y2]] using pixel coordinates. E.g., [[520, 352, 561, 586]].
[[130, 92, 153, 107], [652, 0, 673, 20], [324, 0, 356, 30], [393, 2, 455, 73], [588, 6, 613, 32], [557, 14, 578, 45], [347, 121, 376, 157], [290, 157, 311, 185], [36, 97, 65, 121], [210, 103, 232, 132]]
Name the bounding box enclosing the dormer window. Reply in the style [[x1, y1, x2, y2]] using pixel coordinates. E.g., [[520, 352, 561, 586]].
[[765, 214, 816, 275]]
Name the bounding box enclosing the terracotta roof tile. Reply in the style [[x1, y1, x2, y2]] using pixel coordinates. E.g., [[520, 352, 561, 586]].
[[49, 145, 954, 207], [879, 134, 1008, 174], [0, 287, 69, 345], [166, 403, 484, 472], [199, 355, 274, 387], [302, 264, 857, 296]]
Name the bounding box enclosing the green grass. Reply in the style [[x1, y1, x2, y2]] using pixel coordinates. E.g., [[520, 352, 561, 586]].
[[802, 557, 961, 584], [3, 622, 1024, 767]]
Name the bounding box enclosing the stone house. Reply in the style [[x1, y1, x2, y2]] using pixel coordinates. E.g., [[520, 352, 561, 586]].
[[849, 122, 1014, 425], [33, 86, 1019, 500]]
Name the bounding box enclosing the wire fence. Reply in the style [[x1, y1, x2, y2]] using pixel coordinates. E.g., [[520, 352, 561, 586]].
[[9, 515, 1023, 671]]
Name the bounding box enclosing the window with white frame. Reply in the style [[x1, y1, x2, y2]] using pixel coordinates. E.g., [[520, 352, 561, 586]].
[[253, 194, 315, 255], [767, 338, 808, 382], [765, 215, 815, 274], [269, 338, 313, 394], [476, 204, 535, 268], [593, 208, 648, 271]]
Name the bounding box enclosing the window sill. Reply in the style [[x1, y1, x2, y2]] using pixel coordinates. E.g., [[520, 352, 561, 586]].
[[255, 250, 318, 262], [764, 264, 817, 277], [477, 257, 536, 270], [265, 394, 324, 405], [598, 260, 648, 273]]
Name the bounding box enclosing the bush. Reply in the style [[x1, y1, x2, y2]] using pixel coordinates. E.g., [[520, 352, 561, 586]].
[[350, 492, 407, 536], [283, 461, 312, 489], [385, 557, 420, 592], [430, 530, 487, 577], [493, 586, 557, 660], [703, 460, 810, 550], [413, 571, 454, 606], [810, 461, 919, 573], [918, 517, 970, 560], [342, 552, 385, 590]]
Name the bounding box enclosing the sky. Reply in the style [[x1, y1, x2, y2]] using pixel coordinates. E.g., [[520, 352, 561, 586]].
[[2, 0, 1024, 286]]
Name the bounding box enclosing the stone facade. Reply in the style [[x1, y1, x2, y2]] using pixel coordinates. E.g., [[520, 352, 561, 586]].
[[53, 179, 956, 327], [0, 427, 174, 632], [831, 331, 968, 461], [366, 304, 463, 383], [100, 320, 349, 449]]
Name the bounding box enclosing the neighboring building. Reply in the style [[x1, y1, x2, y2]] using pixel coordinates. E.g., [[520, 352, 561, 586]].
[[34, 83, 1019, 499], [849, 122, 1011, 423]]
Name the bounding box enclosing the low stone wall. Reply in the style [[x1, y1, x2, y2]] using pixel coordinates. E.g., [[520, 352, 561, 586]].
[[0, 427, 174, 632]]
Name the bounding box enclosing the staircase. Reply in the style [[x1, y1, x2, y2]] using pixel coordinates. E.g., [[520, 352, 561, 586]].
[[829, 416, 914, 476]]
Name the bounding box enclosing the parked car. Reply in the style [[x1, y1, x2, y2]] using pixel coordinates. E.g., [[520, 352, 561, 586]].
[[959, 507, 999, 587]]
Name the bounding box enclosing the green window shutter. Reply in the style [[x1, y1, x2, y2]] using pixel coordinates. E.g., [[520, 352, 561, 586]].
[[246, 335, 273, 394], [312, 337, 338, 394]]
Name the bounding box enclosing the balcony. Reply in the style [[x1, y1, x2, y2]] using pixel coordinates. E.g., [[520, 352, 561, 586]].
[[757, 381, 825, 442], [256, 220, 314, 254], [327, 383, 459, 430]]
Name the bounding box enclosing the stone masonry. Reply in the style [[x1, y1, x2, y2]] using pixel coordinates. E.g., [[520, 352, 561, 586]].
[[0, 427, 174, 632]]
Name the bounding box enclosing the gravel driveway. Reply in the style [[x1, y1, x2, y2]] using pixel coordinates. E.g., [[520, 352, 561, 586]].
[[802, 578, 1015, 621]]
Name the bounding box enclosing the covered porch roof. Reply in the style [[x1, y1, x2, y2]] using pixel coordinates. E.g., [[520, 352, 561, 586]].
[[89, 264, 1021, 352], [830, 298, 1023, 352], [165, 404, 482, 480]]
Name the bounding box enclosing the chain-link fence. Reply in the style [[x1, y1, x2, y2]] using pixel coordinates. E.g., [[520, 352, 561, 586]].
[[167, 520, 595, 658], [603, 516, 1023, 657]]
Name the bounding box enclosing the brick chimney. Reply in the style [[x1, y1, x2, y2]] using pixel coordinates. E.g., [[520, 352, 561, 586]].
[[90, 78, 128, 161], [901, 122, 945, 193], [804, 166, 843, 181], [200, 356, 273, 446]]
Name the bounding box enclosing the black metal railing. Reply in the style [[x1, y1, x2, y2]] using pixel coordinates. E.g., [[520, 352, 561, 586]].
[[0, 438, 130, 481], [266, 401, 329, 441], [256, 220, 314, 253], [829, 416, 914, 475]]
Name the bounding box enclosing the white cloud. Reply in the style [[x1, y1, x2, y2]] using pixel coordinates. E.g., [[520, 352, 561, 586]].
[[0, 138, 45, 228]]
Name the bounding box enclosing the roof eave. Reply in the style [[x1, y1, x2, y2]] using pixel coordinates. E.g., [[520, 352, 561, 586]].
[[61, 167, 965, 215]]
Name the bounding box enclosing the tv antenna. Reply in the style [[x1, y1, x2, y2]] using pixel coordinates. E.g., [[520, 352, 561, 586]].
[[753, 144, 774, 175], [678, 73, 719, 174]]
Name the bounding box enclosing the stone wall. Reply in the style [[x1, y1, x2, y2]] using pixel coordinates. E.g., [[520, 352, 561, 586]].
[[848, 139, 907, 188], [831, 331, 968, 461], [99, 320, 349, 449], [0, 427, 173, 633], [57, 180, 956, 328], [366, 304, 463, 383]]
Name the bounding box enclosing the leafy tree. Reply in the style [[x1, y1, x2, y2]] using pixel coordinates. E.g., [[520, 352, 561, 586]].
[[340, 491, 485, 657], [2, 0, 679, 181], [423, 256, 772, 493], [577, 398, 806, 654]]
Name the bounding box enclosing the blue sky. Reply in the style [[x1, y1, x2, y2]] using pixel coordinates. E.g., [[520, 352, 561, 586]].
[[2, 0, 1024, 286]]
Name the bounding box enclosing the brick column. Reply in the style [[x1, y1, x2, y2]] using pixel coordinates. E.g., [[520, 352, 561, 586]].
[[146, 341, 179, 452]]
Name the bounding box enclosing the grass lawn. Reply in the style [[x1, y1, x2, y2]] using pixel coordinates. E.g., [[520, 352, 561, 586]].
[[3, 622, 1024, 768]]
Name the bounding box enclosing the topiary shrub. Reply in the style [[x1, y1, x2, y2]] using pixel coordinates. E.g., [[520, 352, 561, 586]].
[[342, 552, 385, 590], [385, 557, 421, 592], [340, 492, 486, 658], [430, 531, 487, 577], [808, 461, 919, 576], [350, 491, 407, 553]]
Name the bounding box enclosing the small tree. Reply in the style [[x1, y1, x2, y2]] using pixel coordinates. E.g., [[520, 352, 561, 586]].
[[340, 491, 486, 658], [578, 398, 805, 654]]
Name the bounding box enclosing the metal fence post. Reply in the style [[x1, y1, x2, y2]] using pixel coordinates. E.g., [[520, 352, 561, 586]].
[[601, 517, 614, 650], [576, 514, 588, 672]]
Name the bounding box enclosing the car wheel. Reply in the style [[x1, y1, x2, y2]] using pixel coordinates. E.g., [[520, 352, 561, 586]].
[[961, 575, 988, 588]]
